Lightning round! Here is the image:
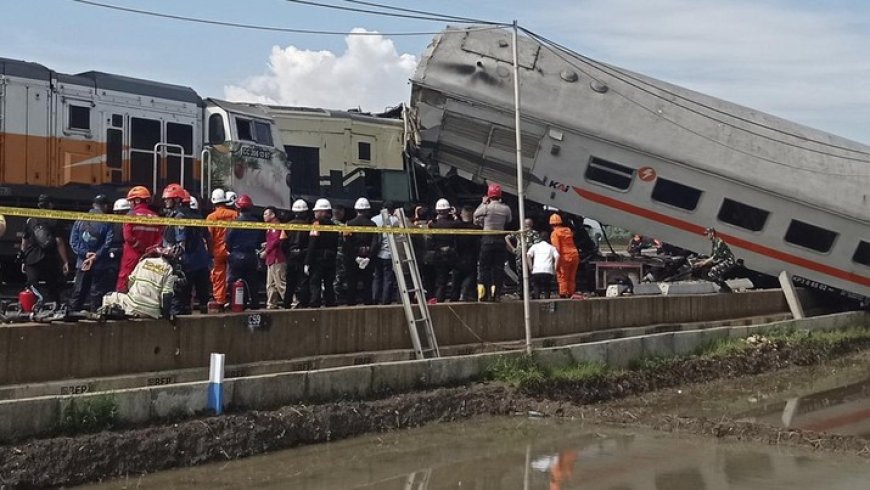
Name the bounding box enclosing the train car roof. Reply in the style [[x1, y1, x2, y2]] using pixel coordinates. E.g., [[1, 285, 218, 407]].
[[208, 98, 275, 120], [0, 57, 202, 105], [265, 104, 404, 126]]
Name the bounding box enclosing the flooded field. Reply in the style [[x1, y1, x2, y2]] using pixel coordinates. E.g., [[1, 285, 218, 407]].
[[84, 416, 870, 489], [609, 350, 870, 437]]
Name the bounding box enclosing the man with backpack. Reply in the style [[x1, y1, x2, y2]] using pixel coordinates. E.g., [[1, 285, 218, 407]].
[[19, 194, 71, 304], [69, 194, 114, 311]]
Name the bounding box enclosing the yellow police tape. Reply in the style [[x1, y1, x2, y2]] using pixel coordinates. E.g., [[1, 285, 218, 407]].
[[0, 206, 513, 236]]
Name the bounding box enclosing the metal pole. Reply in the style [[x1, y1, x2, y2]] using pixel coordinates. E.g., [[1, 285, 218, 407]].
[[513, 21, 533, 356]]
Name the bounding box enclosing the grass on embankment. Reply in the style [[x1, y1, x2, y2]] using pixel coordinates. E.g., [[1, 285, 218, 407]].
[[484, 326, 870, 389]]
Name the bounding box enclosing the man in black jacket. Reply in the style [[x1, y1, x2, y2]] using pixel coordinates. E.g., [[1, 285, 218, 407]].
[[283, 199, 311, 308], [428, 198, 459, 302], [343, 198, 378, 306], [306, 198, 340, 308], [226, 194, 265, 310]]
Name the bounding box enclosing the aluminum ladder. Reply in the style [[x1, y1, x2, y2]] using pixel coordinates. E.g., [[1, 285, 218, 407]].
[[381, 209, 440, 360]]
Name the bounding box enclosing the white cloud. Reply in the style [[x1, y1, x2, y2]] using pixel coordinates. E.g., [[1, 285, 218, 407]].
[[224, 28, 417, 113], [530, 0, 870, 142]]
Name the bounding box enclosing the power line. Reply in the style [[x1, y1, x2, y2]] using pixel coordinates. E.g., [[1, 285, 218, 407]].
[[522, 27, 870, 166], [341, 0, 499, 24], [286, 0, 505, 25], [69, 0, 494, 36], [521, 27, 870, 175]]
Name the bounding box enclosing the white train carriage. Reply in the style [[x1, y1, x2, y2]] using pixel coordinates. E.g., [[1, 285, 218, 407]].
[[410, 27, 870, 301]]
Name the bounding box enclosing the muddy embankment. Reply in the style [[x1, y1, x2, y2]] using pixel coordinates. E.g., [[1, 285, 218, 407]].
[[2, 332, 870, 488]]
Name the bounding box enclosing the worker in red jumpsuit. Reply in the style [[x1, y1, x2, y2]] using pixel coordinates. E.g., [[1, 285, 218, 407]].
[[116, 186, 163, 292], [549, 213, 580, 298]]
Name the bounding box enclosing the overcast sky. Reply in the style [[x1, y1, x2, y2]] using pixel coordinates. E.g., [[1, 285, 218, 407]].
[[4, 0, 870, 143]]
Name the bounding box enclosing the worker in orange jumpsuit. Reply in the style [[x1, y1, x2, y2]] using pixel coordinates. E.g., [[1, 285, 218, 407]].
[[117, 186, 163, 292], [549, 213, 580, 298], [206, 188, 238, 305]]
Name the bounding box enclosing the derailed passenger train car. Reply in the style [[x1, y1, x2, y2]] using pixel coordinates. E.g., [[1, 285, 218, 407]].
[[410, 27, 870, 302]]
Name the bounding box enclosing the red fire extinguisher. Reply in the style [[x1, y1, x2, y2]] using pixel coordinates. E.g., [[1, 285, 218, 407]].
[[19, 288, 37, 313], [230, 279, 246, 313]]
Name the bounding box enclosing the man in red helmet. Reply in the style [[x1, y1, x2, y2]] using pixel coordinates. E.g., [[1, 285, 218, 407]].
[[117, 186, 162, 292], [226, 194, 265, 309], [473, 183, 512, 301]]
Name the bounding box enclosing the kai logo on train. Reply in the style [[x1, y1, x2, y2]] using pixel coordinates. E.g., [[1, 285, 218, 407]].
[[547, 179, 570, 192], [638, 166, 657, 182]]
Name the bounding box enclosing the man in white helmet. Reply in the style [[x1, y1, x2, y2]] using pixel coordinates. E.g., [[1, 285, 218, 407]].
[[206, 188, 238, 306], [371, 200, 399, 304], [343, 197, 378, 305], [283, 199, 311, 308], [305, 198, 339, 307], [427, 198, 459, 302], [225, 191, 238, 207]]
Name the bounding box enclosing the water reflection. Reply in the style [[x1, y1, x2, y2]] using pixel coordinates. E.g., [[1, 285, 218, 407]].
[[82, 418, 870, 489]]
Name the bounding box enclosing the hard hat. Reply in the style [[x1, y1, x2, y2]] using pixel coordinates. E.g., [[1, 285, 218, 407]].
[[189, 196, 199, 210], [113, 198, 131, 212], [354, 197, 371, 210], [181, 190, 192, 204], [549, 213, 563, 225], [225, 191, 238, 205], [211, 188, 227, 204], [487, 183, 502, 198], [435, 198, 451, 211], [313, 198, 332, 211], [292, 199, 309, 212], [235, 194, 253, 210], [162, 183, 186, 200], [93, 194, 109, 206], [127, 186, 151, 201]]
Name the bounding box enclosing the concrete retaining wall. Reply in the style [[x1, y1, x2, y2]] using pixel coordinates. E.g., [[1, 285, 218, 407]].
[[1, 310, 864, 442], [0, 290, 798, 385]]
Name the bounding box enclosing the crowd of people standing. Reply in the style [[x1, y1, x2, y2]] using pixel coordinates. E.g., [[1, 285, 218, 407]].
[[18, 182, 595, 315]]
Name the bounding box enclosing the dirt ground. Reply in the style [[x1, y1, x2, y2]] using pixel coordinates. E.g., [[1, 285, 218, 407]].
[[1, 337, 869, 488]]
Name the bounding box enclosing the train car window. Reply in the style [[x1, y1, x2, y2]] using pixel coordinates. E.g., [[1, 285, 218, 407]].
[[784, 220, 838, 253], [254, 121, 273, 146], [68, 105, 90, 131], [651, 178, 702, 211], [131, 118, 161, 150], [853, 241, 870, 267], [358, 142, 372, 161], [167, 123, 193, 154], [111, 114, 123, 128], [106, 129, 122, 169], [717, 198, 769, 232], [236, 118, 254, 141], [208, 114, 226, 144], [584, 157, 634, 190]]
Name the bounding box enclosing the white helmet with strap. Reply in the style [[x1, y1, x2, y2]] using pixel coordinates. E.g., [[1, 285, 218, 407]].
[[435, 198, 451, 211], [211, 188, 227, 204], [354, 197, 371, 210], [292, 199, 309, 212], [113, 198, 131, 212], [313, 198, 332, 211]]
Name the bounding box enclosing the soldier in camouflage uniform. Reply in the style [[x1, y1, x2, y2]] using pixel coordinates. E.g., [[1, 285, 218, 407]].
[[695, 227, 737, 290], [332, 204, 349, 305]]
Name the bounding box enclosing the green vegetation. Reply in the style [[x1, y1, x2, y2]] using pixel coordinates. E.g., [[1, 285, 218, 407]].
[[484, 326, 870, 389], [59, 395, 119, 434]]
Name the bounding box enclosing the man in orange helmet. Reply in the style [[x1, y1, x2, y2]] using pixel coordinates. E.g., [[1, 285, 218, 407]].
[[550, 213, 580, 298], [117, 186, 163, 292], [206, 188, 238, 306]]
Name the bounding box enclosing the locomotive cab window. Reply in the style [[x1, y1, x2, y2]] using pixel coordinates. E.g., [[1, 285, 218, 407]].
[[254, 121, 273, 146], [236, 118, 254, 141], [236, 117, 273, 146], [584, 157, 634, 190], [717, 198, 769, 232], [651, 178, 702, 211], [208, 114, 226, 144], [68, 105, 91, 131], [784, 220, 838, 253], [854, 241, 870, 267]]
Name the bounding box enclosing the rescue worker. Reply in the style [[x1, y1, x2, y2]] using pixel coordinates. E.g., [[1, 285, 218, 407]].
[[451, 205, 482, 302], [69, 194, 114, 311], [474, 184, 512, 301], [206, 188, 238, 306], [305, 198, 339, 308], [371, 201, 399, 304], [343, 197, 378, 306], [331, 203, 349, 305], [262, 206, 287, 309], [283, 199, 311, 308], [117, 186, 162, 293], [225, 194, 264, 310], [107, 198, 130, 293], [550, 213, 580, 298], [163, 185, 212, 315], [695, 227, 737, 290], [428, 198, 459, 303], [225, 191, 238, 208], [19, 194, 71, 304], [187, 195, 201, 217]]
